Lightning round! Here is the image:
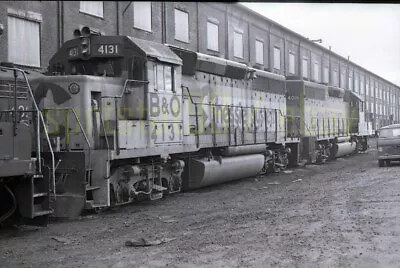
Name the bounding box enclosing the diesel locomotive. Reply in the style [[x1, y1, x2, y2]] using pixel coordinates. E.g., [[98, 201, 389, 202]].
[[2, 27, 369, 220], [0, 64, 51, 226]]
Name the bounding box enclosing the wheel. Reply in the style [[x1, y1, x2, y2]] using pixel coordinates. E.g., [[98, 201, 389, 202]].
[[386, 160, 391, 166], [378, 160, 384, 167]]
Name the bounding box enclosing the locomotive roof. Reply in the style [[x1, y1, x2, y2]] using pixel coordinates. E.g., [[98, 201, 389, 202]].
[[252, 69, 286, 82], [380, 123, 400, 130], [303, 80, 328, 90], [126, 37, 182, 66]]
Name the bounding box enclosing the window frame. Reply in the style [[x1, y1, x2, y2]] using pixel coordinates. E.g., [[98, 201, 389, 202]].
[[323, 66, 329, 84], [206, 20, 219, 52], [233, 30, 244, 59], [313, 61, 319, 81], [174, 8, 189, 43], [333, 69, 338, 86], [273, 47, 281, 70], [133, 2, 152, 32], [79, 1, 104, 18], [255, 39, 264, 65], [288, 52, 295, 75], [348, 73, 353, 91], [302, 57, 308, 78], [7, 15, 41, 67]]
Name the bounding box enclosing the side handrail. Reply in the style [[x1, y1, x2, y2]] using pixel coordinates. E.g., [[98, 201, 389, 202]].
[[43, 107, 91, 166], [102, 79, 149, 99], [101, 79, 148, 155], [7, 66, 56, 200]]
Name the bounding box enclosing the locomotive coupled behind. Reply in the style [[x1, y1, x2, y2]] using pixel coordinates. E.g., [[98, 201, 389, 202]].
[[30, 27, 368, 218], [0, 64, 51, 226]]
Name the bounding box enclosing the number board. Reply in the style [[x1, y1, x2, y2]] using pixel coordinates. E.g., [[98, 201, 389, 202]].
[[67, 47, 79, 58], [94, 44, 120, 56]]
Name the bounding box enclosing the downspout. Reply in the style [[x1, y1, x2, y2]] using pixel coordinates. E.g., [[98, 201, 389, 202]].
[[329, 46, 331, 86], [161, 2, 166, 44], [298, 39, 301, 77], [116, 1, 119, 35], [283, 33, 286, 76], [60, 1, 64, 46], [57, 1, 60, 48], [196, 2, 199, 52], [268, 23, 272, 72], [225, 4, 229, 60]]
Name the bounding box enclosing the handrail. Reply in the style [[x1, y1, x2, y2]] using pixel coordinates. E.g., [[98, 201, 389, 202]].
[[1, 66, 56, 200], [43, 107, 91, 153], [44, 107, 92, 185], [102, 79, 149, 99]]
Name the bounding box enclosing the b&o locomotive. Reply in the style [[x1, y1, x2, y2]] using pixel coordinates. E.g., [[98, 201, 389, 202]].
[[1, 26, 370, 222]]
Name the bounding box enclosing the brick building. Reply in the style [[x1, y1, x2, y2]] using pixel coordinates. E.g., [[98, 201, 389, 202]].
[[0, 1, 398, 129]]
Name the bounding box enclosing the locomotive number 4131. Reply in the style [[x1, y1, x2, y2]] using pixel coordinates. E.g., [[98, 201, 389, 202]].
[[97, 44, 119, 55]]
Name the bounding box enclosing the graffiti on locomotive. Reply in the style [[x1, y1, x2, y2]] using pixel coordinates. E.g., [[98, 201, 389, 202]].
[[195, 89, 278, 135]]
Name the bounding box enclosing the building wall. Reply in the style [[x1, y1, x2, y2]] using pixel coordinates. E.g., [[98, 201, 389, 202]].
[[0, 1, 58, 70], [0, 1, 398, 127]]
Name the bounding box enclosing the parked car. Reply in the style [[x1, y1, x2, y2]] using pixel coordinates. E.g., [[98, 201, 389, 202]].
[[377, 124, 400, 167]]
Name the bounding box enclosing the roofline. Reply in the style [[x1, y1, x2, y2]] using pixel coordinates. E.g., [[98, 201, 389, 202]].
[[236, 3, 400, 89]]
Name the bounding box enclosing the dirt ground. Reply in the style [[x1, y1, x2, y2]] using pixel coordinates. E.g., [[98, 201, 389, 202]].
[[2, 138, 400, 268]]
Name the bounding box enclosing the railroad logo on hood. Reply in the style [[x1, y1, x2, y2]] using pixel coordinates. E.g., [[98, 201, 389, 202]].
[[33, 82, 72, 105]]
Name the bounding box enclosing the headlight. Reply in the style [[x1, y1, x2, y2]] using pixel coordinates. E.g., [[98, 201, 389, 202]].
[[378, 146, 383, 152]]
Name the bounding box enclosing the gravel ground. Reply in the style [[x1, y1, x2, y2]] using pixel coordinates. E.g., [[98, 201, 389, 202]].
[[2, 138, 400, 268]]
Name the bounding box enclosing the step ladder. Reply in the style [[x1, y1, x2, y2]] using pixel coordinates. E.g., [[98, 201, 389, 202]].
[[18, 174, 52, 222]]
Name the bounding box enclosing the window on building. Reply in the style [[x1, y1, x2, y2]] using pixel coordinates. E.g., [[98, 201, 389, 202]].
[[8, 16, 40, 67], [360, 80, 364, 95], [133, 2, 152, 32], [302, 57, 308, 78], [289, 52, 295, 75], [255, 40, 264, 65], [340, 72, 345, 88], [80, 1, 103, 17], [207, 21, 219, 52], [174, 9, 189, 43], [313, 62, 319, 81], [348, 75, 353, 91], [333, 70, 338, 86], [273, 47, 281, 70], [234, 31, 243, 59], [323, 66, 329, 84], [366, 83, 369, 96], [355, 76, 359, 93]]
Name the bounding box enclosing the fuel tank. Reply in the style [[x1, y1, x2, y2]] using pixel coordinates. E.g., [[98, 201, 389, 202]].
[[182, 154, 265, 190], [334, 142, 356, 158], [221, 144, 267, 157], [336, 136, 351, 143]]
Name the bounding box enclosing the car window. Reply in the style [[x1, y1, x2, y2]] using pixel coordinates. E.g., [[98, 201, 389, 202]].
[[379, 128, 400, 138]]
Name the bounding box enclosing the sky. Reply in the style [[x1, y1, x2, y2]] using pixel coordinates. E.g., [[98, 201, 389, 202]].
[[240, 2, 400, 86]]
